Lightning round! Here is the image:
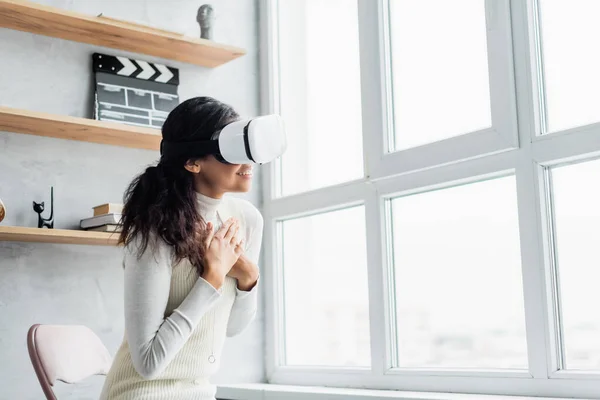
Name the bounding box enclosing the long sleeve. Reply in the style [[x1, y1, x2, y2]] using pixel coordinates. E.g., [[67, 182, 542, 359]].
[[124, 235, 222, 379], [226, 200, 264, 337]]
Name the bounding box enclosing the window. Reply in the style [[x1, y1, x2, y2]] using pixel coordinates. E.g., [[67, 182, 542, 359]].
[[389, 176, 527, 369], [388, 0, 492, 150], [537, 0, 600, 133], [549, 159, 600, 370], [280, 206, 370, 367], [276, 0, 364, 196], [263, 0, 600, 397]]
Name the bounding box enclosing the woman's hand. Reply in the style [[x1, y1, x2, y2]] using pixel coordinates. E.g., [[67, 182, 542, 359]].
[[201, 218, 244, 290], [228, 253, 259, 291]]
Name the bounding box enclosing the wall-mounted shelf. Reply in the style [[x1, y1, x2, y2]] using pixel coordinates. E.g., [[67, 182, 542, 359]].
[[0, 226, 119, 246], [0, 106, 162, 150], [0, 0, 246, 67]]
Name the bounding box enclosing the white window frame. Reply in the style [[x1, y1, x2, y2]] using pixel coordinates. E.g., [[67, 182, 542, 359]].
[[259, 0, 600, 397]]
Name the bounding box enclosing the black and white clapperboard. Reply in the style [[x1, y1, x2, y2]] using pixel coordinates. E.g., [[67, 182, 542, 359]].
[[92, 52, 180, 129]]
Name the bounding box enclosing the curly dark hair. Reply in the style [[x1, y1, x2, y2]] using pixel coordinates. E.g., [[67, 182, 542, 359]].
[[118, 96, 240, 273]]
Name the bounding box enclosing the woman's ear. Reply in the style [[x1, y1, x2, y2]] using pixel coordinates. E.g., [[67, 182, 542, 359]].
[[184, 159, 201, 174]]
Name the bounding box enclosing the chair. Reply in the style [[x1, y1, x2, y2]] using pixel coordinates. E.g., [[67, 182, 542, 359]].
[[27, 324, 113, 400]]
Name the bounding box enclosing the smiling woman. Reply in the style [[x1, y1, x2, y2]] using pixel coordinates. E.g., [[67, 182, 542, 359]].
[[99, 96, 270, 400]]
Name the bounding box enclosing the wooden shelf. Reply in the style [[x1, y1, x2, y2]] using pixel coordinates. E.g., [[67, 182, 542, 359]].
[[0, 226, 119, 246], [0, 0, 246, 68], [0, 106, 162, 150]]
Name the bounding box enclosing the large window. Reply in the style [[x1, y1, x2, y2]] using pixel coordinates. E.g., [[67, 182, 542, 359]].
[[262, 0, 600, 397], [549, 159, 600, 370], [276, 0, 363, 196], [389, 176, 526, 369], [280, 206, 370, 367], [537, 0, 600, 133], [388, 0, 492, 150]]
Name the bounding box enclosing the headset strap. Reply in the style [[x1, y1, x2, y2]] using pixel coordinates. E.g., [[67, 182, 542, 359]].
[[160, 139, 220, 158]]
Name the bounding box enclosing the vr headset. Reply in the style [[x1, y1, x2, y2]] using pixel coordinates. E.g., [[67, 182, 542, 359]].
[[160, 115, 287, 165]]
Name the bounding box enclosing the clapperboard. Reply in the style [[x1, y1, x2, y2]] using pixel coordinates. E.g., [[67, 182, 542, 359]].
[[92, 52, 180, 129]]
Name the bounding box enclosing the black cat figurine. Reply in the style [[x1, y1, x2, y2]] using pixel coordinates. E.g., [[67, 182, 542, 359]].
[[33, 186, 54, 229]]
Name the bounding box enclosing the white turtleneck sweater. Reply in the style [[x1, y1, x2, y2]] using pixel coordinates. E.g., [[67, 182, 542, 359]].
[[99, 192, 263, 400]]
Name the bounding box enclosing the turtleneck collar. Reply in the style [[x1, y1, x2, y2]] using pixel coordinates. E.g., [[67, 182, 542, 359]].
[[195, 191, 223, 219]]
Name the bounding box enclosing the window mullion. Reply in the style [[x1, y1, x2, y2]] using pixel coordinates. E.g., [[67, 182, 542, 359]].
[[514, 150, 554, 379], [357, 0, 388, 181], [260, 0, 282, 380], [364, 184, 390, 376], [510, 0, 560, 380], [356, 1, 394, 374], [485, 0, 519, 148]]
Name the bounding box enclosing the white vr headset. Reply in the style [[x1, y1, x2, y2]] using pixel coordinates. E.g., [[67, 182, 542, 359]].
[[160, 114, 287, 165]]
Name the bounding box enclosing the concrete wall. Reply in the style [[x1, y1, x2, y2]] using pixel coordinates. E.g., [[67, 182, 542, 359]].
[[0, 1, 263, 398]]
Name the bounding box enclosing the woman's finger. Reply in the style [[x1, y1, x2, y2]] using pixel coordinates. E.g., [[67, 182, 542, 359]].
[[229, 225, 240, 244], [215, 219, 234, 239], [224, 220, 238, 241], [235, 239, 245, 255], [203, 222, 215, 247]]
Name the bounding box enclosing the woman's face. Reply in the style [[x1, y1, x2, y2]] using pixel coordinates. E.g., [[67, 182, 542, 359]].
[[193, 155, 253, 196]]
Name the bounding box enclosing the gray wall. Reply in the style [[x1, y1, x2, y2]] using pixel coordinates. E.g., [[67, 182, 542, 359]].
[[0, 1, 263, 398]]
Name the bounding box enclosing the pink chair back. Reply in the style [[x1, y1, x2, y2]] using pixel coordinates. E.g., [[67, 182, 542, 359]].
[[27, 324, 113, 400]]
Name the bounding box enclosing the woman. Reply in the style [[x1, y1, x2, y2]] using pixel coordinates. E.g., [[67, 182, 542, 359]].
[[100, 97, 263, 400]]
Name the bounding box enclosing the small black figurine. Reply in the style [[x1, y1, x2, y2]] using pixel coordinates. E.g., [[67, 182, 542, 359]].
[[33, 186, 54, 229], [197, 4, 214, 40]]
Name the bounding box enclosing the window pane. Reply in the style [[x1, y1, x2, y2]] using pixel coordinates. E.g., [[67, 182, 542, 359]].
[[277, 0, 364, 196], [539, 0, 600, 133], [389, 0, 491, 150], [551, 159, 600, 369], [389, 176, 527, 368], [281, 206, 370, 367]]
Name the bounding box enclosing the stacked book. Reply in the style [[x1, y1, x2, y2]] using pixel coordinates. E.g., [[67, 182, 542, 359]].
[[80, 203, 123, 232]]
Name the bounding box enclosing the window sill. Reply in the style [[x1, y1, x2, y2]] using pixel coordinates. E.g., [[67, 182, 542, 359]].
[[216, 384, 575, 400]]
